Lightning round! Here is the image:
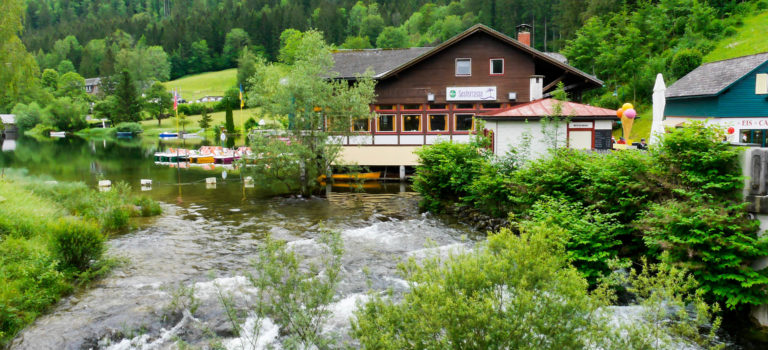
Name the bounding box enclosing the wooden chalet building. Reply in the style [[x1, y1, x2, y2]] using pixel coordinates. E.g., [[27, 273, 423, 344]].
[[665, 52, 768, 145], [331, 24, 605, 167]]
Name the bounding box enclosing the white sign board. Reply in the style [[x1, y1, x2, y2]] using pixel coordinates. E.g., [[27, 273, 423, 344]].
[[446, 86, 497, 101], [568, 121, 594, 129]]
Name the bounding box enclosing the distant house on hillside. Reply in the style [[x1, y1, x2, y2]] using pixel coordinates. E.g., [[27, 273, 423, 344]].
[[85, 77, 101, 95], [196, 96, 223, 103], [330, 23, 607, 167], [665, 52, 768, 145]]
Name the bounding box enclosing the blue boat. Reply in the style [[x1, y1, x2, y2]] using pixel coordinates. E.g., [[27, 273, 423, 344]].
[[159, 132, 179, 138], [116, 131, 133, 138]]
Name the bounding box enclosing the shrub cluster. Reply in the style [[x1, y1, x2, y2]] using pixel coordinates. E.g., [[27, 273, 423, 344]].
[[413, 123, 768, 308], [113, 122, 143, 134]]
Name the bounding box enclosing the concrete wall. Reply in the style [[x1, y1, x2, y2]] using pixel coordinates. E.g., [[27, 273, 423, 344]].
[[338, 146, 421, 166]]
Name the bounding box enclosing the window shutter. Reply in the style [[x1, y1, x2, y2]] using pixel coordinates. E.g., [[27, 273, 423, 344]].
[[756, 73, 768, 94]]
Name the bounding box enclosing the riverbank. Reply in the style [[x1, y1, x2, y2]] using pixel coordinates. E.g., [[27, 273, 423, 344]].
[[0, 175, 161, 346]]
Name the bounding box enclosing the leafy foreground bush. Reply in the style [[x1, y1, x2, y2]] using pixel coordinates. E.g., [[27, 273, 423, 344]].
[[0, 177, 162, 346], [351, 223, 723, 349], [50, 217, 105, 271], [414, 123, 768, 309]]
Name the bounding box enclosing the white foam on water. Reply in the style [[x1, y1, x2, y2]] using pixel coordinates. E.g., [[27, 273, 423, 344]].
[[323, 293, 370, 333], [193, 276, 258, 301], [101, 309, 200, 350], [406, 242, 468, 260], [222, 316, 281, 350]]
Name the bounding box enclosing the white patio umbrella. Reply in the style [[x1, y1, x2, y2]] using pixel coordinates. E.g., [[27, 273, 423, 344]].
[[650, 73, 666, 146]]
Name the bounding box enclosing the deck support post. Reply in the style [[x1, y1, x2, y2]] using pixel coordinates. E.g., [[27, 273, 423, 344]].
[[399, 165, 406, 181]]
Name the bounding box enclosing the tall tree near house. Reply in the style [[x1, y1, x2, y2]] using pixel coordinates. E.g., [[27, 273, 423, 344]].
[[144, 81, 172, 125], [245, 29, 376, 197], [113, 70, 141, 123]]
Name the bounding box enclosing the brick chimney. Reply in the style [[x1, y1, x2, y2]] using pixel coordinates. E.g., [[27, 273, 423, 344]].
[[516, 24, 532, 47]]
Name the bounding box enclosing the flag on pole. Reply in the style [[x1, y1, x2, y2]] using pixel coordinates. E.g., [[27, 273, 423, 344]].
[[239, 84, 245, 109], [173, 89, 178, 111]]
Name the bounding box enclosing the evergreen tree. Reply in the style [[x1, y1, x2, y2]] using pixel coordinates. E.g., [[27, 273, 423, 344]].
[[198, 107, 212, 129], [113, 70, 141, 123], [225, 103, 235, 133]]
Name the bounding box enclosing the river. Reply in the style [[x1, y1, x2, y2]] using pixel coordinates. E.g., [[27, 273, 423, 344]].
[[1, 135, 766, 349], [1, 135, 476, 349]]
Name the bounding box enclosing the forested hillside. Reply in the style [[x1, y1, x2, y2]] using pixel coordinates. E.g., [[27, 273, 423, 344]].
[[4, 0, 767, 115]]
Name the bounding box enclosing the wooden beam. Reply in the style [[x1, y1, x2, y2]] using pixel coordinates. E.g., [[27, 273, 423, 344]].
[[543, 74, 567, 92]]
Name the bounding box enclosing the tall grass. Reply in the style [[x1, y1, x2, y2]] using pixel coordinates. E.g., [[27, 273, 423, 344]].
[[0, 176, 162, 346]]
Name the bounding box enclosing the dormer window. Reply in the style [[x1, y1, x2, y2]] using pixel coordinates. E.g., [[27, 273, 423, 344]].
[[456, 58, 471, 76], [757, 73, 768, 94]]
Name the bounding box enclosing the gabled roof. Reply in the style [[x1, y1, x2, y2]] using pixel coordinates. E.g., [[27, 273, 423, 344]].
[[332, 48, 433, 79], [666, 52, 768, 99], [1, 114, 15, 124], [477, 98, 617, 119], [331, 24, 602, 86], [85, 77, 101, 86]]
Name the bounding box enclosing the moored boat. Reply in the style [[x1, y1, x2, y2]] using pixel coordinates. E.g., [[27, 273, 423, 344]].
[[159, 132, 178, 138], [50, 131, 66, 138]]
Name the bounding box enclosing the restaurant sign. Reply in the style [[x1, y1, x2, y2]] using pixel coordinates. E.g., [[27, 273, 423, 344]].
[[446, 86, 497, 101]]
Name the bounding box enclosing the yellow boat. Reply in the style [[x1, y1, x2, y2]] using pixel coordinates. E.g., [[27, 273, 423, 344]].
[[319, 172, 381, 182], [199, 156, 214, 164]]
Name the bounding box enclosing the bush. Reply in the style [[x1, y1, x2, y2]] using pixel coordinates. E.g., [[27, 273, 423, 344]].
[[50, 217, 105, 271], [638, 198, 768, 308], [527, 198, 623, 284], [652, 121, 742, 199], [11, 102, 47, 131], [508, 148, 591, 213], [114, 122, 143, 134], [352, 224, 608, 348], [412, 141, 487, 211], [133, 196, 162, 217]]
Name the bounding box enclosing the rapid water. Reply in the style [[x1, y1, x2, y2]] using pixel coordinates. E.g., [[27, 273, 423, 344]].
[[4, 157, 474, 349]]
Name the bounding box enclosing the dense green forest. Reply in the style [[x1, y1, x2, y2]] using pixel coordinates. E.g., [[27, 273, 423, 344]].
[[15, 0, 765, 106], [4, 0, 768, 116]]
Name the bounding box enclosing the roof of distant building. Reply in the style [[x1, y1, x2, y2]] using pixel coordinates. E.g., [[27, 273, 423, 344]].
[[85, 77, 101, 86], [1, 114, 15, 124], [666, 52, 768, 98], [477, 98, 616, 119], [331, 24, 600, 86]]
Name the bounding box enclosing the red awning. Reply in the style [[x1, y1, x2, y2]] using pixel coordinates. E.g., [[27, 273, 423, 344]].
[[479, 98, 617, 118]]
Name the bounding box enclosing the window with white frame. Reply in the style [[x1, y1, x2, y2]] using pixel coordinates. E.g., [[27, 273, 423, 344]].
[[490, 58, 504, 75], [456, 58, 471, 76]]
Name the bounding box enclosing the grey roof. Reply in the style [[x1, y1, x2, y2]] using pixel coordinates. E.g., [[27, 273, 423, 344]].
[[543, 52, 568, 64], [85, 77, 101, 86], [332, 47, 433, 79], [666, 52, 768, 98]]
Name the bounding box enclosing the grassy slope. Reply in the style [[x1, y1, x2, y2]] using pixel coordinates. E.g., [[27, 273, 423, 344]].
[[704, 10, 768, 63], [139, 108, 262, 136], [162, 69, 237, 101]]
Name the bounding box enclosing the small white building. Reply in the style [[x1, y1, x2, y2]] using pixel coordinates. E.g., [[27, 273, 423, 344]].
[[478, 99, 617, 158]]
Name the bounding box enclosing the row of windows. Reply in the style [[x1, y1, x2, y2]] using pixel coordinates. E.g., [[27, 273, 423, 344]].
[[352, 114, 475, 133], [456, 58, 504, 76], [376, 102, 505, 111]]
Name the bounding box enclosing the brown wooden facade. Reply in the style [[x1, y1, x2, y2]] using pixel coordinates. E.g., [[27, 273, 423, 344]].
[[334, 24, 603, 160]]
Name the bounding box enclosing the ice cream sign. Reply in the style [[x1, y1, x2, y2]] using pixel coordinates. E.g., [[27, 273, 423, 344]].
[[446, 86, 497, 101]]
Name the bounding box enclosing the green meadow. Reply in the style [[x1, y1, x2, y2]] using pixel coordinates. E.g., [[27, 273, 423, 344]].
[[704, 10, 768, 63], [162, 69, 237, 102]]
